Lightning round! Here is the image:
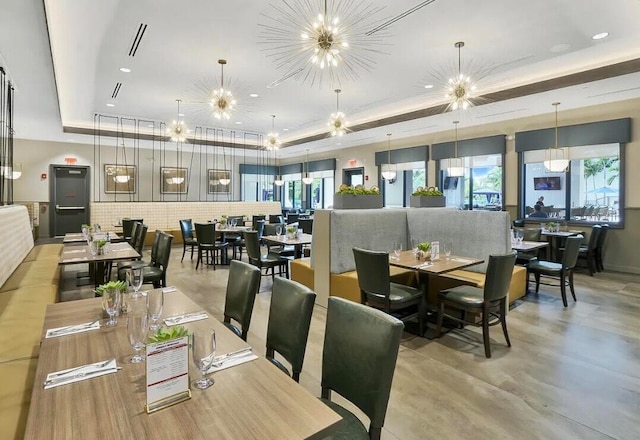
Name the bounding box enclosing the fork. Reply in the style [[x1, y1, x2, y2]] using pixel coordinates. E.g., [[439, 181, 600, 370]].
[[49, 320, 99, 336], [44, 365, 120, 386], [47, 359, 113, 379]]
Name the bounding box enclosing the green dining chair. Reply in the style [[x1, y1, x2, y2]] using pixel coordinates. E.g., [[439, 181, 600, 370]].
[[266, 277, 316, 382], [142, 231, 173, 288], [321, 297, 404, 440], [223, 260, 261, 341]]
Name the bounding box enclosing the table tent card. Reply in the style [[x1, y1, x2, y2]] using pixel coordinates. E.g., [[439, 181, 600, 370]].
[[145, 336, 191, 413]]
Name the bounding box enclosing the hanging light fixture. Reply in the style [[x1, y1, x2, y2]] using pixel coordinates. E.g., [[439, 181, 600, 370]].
[[266, 115, 280, 150], [445, 42, 476, 111], [272, 118, 284, 186], [210, 59, 237, 120], [1, 161, 21, 180], [302, 149, 313, 185], [381, 133, 397, 180], [448, 121, 465, 177], [544, 102, 570, 173], [167, 99, 187, 143], [219, 145, 231, 185], [328, 89, 348, 137]]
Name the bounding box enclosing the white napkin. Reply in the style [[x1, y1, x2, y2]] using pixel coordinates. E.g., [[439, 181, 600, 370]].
[[44, 359, 119, 389], [46, 320, 100, 338], [206, 352, 258, 373], [164, 312, 208, 326], [162, 286, 177, 293], [63, 249, 85, 254], [65, 257, 88, 262], [451, 258, 472, 263]]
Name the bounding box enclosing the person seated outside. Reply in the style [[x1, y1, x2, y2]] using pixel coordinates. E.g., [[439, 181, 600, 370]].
[[535, 196, 545, 206], [528, 204, 548, 218]]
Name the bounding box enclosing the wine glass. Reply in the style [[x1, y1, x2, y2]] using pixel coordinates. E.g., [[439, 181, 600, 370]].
[[146, 289, 164, 331], [127, 312, 148, 363], [392, 242, 402, 260], [102, 287, 121, 327], [516, 230, 524, 245], [443, 242, 452, 260], [191, 330, 216, 390], [275, 225, 283, 239], [260, 243, 269, 260], [127, 267, 144, 299]]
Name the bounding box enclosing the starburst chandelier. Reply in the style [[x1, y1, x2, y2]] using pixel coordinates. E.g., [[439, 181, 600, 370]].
[[167, 99, 187, 143], [210, 59, 237, 120], [544, 102, 570, 173], [328, 89, 348, 137], [260, 0, 389, 86], [445, 42, 476, 111], [265, 115, 281, 150]]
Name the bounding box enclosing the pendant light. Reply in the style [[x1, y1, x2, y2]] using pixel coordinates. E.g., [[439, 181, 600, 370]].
[[302, 149, 313, 185], [446, 41, 476, 111], [447, 120, 464, 177], [167, 99, 187, 143], [328, 89, 347, 137], [544, 102, 569, 172], [210, 59, 237, 120], [381, 133, 397, 180]]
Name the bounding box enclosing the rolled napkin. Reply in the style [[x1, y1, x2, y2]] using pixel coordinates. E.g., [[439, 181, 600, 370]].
[[46, 320, 100, 338], [162, 286, 177, 293], [206, 349, 257, 373], [163, 311, 208, 326], [44, 358, 119, 389]]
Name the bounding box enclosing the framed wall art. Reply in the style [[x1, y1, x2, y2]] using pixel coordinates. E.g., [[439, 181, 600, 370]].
[[104, 164, 136, 193], [207, 169, 231, 194], [161, 167, 188, 194]]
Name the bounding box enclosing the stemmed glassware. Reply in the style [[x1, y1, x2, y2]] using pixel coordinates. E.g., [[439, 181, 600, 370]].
[[443, 242, 452, 260], [392, 242, 402, 260], [146, 289, 164, 331], [102, 287, 122, 327], [230, 218, 237, 228], [276, 225, 283, 239], [127, 267, 144, 299], [191, 330, 216, 390], [127, 312, 148, 363]]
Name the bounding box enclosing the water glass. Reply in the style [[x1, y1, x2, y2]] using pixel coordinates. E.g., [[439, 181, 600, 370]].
[[146, 290, 164, 331], [102, 288, 122, 327], [444, 242, 452, 260], [127, 312, 148, 363], [191, 330, 216, 390], [392, 242, 402, 260], [260, 243, 269, 260], [127, 267, 144, 299], [276, 225, 283, 238]]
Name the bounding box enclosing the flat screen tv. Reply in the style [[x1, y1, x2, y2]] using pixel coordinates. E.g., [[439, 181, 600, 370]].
[[534, 176, 561, 190], [444, 176, 459, 190]]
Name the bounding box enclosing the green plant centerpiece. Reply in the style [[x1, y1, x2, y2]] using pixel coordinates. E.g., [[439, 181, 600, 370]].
[[286, 225, 297, 239], [545, 221, 558, 232], [416, 242, 431, 260], [410, 186, 446, 208], [95, 280, 127, 297], [334, 184, 382, 209], [92, 238, 108, 255], [411, 186, 443, 197], [219, 214, 228, 228], [148, 325, 190, 343], [336, 183, 380, 195]]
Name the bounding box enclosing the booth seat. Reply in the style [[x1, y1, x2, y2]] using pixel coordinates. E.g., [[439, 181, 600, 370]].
[[0, 205, 62, 440]]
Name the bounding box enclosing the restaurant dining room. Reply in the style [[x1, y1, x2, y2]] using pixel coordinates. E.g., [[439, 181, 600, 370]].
[[2, 1, 640, 439]]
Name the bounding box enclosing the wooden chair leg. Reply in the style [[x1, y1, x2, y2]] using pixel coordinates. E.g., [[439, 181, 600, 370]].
[[569, 270, 577, 302], [435, 301, 444, 338], [560, 272, 568, 307], [196, 248, 201, 270], [482, 304, 491, 358], [500, 299, 511, 347], [534, 273, 541, 293], [181, 245, 186, 262], [587, 253, 596, 276], [190, 245, 194, 260]]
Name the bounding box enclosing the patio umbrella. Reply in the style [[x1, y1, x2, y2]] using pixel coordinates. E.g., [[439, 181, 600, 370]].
[[587, 186, 618, 194]]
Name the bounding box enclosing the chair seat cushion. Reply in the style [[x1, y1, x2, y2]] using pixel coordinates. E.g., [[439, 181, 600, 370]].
[[367, 282, 421, 305], [439, 285, 484, 306], [320, 397, 369, 440], [184, 238, 198, 245], [142, 267, 163, 279], [528, 260, 563, 274]]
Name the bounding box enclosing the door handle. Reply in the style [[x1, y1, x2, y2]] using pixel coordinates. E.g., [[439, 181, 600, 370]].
[[56, 205, 85, 211]]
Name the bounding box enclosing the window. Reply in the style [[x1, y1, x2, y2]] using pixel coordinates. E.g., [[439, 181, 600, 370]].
[[309, 170, 334, 209], [241, 173, 273, 202], [382, 162, 425, 208], [522, 144, 621, 224], [440, 154, 503, 210], [282, 173, 302, 209]]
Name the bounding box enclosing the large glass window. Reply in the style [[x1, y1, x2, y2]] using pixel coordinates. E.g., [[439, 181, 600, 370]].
[[309, 170, 334, 209], [241, 174, 273, 202], [522, 144, 621, 224], [282, 173, 302, 210], [440, 154, 503, 210], [383, 162, 426, 208]]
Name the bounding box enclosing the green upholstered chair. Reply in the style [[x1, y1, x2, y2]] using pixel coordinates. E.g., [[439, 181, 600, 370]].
[[577, 225, 601, 276], [122, 218, 143, 243], [263, 222, 295, 258], [352, 247, 424, 336], [528, 235, 583, 307], [252, 215, 266, 230], [179, 219, 198, 262], [244, 230, 289, 283], [194, 223, 228, 270], [117, 228, 157, 280], [223, 260, 261, 341], [515, 227, 543, 265], [268, 214, 284, 224], [266, 277, 316, 382], [436, 253, 516, 358], [141, 232, 173, 288], [321, 297, 404, 440]]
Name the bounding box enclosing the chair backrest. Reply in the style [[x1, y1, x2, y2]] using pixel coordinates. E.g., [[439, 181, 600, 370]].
[[269, 214, 284, 224], [252, 215, 266, 230], [135, 224, 148, 254], [149, 230, 162, 264], [512, 219, 525, 228], [587, 225, 601, 250], [298, 218, 313, 234], [194, 223, 216, 246], [243, 230, 261, 263], [263, 222, 284, 237], [287, 213, 299, 224], [352, 247, 391, 302], [522, 227, 541, 242], [155, 232, 174, 270], [122, 218, 143, 239], [266, 278, 316, 378], [255, 219, 265, 239], [562, 235, 584, 269], [179, 219, 194, 240], [227, 215, 244, 226], [224, 260, 261, 340], [483, 253, 517, 302], [322, 297, 403, 434], [596, 224, 609, 251], [129, 221, 140, 247]]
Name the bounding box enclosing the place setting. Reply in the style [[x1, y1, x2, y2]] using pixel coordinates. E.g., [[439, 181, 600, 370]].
[[43, 358, 121, 389]]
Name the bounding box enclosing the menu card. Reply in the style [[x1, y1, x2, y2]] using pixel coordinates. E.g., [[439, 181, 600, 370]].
[[145, 336, 191, 413], [431, 241, 440, 260]]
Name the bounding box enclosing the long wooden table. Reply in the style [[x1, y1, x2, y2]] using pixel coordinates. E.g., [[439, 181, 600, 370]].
[[25, 289, 341, 440], [262, 233, 313, 259], [59, 241, 140, 286]]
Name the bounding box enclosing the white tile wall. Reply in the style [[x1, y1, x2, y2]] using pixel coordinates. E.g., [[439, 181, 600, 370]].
[[0, 205, 35, 287], [90, 201, 282, 231]]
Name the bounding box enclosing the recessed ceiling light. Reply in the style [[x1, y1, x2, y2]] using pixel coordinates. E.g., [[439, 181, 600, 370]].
[[337, 142, 342, 146], [235, 121, 242, 125], [249, 93, 259, 98], [178, 113, 184, 117], [283, 128, 289, 131], [424, 84, 434, 89], [592, 32, 609, 40], [119, 67, 131, 73], [106, 103, 115, 107]]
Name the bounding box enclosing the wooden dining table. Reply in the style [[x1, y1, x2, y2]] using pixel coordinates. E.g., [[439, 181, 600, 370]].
[[24, 288, 341, 440], [62, 232, 122, 245], [59, 241, 140, 286], [541, 229, 584, 261], [262, 233, 313, 259]]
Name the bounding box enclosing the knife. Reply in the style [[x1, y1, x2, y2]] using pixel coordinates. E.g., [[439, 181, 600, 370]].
[[212, 347, 252, 366], [44, 366, 121, 386], [48, 320, 99, 336]]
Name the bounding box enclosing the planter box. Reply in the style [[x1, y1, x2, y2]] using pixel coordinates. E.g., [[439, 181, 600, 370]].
[[410, 195, 446, 208], [333, 194, 383, 209]]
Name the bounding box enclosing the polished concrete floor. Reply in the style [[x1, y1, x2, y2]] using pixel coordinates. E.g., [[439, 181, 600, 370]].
[[61, 247, 640, 440]]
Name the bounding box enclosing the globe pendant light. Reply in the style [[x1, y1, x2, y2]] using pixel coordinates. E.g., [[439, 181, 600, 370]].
[[381, 133, 397, 180], [544, 102, 569, 172], [302, 150, 313, 185], [447, 121, 464, 177]]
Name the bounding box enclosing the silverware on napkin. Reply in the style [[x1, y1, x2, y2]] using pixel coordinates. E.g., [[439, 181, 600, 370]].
[[212, 348, 252, 366], [164, 311, 207, 324], [48, 320, 99, 336], [46, 359, 112, 379]]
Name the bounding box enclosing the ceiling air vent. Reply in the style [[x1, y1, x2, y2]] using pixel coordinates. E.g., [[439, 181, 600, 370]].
[[129, 23, 148, 57], [111, 82, 122, 99]]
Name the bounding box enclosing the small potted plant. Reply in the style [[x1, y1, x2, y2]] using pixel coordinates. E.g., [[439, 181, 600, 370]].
[[148, 325, 190, 343], [545, 221, 558, 232], [92, 238, 107, 255], [286, 225, 297, 240], [333, 184, 383, 209], [416, 242, 431, 260], [219, 215, 228, 229], [96, 280, 128, 314], [410, 186, 446, 208]]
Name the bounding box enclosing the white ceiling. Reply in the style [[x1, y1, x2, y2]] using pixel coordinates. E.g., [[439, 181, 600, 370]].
[[3, 0, 640, 158]]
